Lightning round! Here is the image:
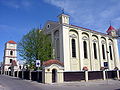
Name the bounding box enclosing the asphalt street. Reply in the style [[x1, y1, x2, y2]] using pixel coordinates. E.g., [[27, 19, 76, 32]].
[[0, 75, 120, 90]]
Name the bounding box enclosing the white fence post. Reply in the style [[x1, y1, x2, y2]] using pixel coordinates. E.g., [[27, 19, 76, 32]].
[[103, 71, 106, 80], [117, 70, 120, 79], [85, 71, 88, 82]]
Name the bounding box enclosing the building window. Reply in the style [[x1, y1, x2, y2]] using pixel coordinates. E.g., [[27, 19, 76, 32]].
[[10, 51, 13, 55], [93, 43, 97, 59], [83, 41, 87, 58], [109, 46, 113, 60], [102, 44, 105, 59], [56, 39, 60, 59], [72, 39, 76, 57], [10, 59, 12, 63], [54, 30, 60, 60]]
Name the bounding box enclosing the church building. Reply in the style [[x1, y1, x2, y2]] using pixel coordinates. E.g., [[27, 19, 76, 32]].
[[3, 40, 19, 73], [43, 13, 120, 71]]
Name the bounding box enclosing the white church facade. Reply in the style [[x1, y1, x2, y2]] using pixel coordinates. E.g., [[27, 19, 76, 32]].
[[43, 13, 120, 71]]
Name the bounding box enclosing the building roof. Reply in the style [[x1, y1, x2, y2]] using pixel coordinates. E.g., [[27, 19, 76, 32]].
[[106, 25, 116, 33], [7, 40, 16, 44], [43, 59, 64, 67]]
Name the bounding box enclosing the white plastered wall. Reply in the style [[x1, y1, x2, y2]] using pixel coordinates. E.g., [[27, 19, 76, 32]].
[[43, 64, 64, 83]]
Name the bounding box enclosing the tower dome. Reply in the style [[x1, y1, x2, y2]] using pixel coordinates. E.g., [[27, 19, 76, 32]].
[[7, 40, 16, 44]]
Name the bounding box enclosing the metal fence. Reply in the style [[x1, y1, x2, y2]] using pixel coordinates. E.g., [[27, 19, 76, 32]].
[[64, 71, 85, 81], [88, 71, 103, 80], [31, 71, 42, 82], [107, 70, 117, 79], [4, 70, 120, 83]]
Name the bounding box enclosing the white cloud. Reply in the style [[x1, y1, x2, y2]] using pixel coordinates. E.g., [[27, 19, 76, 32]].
[[0, 0, 32, 9]]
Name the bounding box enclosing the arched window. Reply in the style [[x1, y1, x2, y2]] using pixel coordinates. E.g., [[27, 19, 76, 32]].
[[54, 30, 60, 59], [93, 43, 97, 59], [72, 39, 76, 57], [10, 51, 13, 55], [83, 41, 87, 58], [102, 44, 105, 59], [10, 59, 12, 63], [109, 46, 113, 60], [56, 39, 60, 59]]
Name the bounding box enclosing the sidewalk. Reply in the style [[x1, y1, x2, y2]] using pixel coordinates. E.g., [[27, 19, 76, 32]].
[[0, 84, 5, 90], [50, 79, 120, 87]]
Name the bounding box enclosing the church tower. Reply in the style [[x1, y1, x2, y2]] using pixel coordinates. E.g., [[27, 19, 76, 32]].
[[58, 13, 70, 24], [3, 40, 18, 73], [106, 25, 117, 37]]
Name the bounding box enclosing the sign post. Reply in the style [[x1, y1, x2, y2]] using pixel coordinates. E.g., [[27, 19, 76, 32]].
[[36, 60, 41, 82]]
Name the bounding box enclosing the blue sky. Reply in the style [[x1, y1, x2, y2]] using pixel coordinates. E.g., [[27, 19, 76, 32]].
[[0, 0, 120, 62]]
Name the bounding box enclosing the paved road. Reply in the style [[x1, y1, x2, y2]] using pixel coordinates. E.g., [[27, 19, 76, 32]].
[[0, 75, 120, 90]]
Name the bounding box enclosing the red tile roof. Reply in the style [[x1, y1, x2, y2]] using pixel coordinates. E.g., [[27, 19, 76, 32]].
[[43, 59, 64, 67], [7, 40, 16, 44], [106, 25, 116, 33]]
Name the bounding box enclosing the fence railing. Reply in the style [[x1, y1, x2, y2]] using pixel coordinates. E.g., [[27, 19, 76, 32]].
[[64, 70, 120, 82], [2, 70, 120, 83]]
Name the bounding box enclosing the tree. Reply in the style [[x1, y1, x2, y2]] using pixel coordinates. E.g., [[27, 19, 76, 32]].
[[18, 29, 53, 69]]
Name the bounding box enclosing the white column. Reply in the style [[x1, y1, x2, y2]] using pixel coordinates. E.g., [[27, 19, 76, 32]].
[[78, 31, 83, 70], [89, 33, 93, 71], [106, 38, 111, 70], [62, 25, 70, 71], [98, 35, 103, 68], [113, 39, 120, 69]]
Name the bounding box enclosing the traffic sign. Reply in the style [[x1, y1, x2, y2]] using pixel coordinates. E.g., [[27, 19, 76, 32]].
[[36, 60, 41, 67]]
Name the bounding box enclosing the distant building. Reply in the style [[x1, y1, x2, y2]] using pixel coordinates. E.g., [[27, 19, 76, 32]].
[[43, 13, 120, 71], [3, 40, 19, 73]]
